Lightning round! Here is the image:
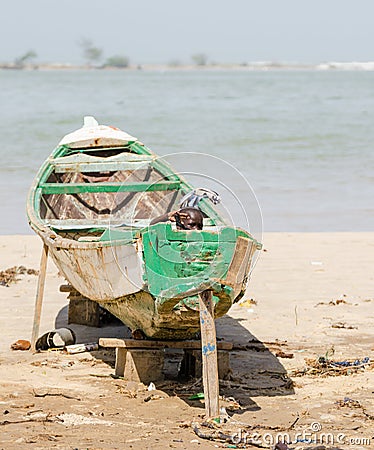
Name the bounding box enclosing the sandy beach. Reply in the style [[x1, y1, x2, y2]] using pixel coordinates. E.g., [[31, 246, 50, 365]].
[[0, 232, 373, 449]]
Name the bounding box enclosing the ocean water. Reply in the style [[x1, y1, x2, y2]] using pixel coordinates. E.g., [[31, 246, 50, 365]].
[[0, 69, 373, 235]]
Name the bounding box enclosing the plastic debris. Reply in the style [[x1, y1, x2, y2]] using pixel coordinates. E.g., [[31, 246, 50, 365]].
[[219, 407, 230, 423], [330, 356, 369, 367], [35, 328, 76, 350], [189, 393, 205, 400], [180, 188, 220, 209], [335, 397, 361, 408], [64, 342, 98, 354], [147, 382, 156, 391], [239, 298, 257, 308]]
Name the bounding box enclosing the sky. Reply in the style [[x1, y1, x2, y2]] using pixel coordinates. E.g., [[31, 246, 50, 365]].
[[1, 0, 374, 65]]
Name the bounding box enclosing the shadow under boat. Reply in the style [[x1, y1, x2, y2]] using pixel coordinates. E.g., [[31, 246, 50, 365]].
[[54, 305, 294, 412]]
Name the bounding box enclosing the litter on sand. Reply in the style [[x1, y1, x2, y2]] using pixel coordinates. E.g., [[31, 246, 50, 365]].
[[331, 321, 358, 329], [10, 340, 31, 351], [291, 356, 371, 377], [35, 328, 76, 351], [64, 343, 98, 354], [188, 393, 205, 400], [0, 266, 38, 286]]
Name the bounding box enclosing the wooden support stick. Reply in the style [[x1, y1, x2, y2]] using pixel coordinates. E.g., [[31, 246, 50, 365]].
[[31, 244, 49, 352], [198, 290, 219, 419]]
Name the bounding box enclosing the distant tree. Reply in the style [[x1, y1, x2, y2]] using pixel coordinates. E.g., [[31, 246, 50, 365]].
[[104, 55, 130, 68], [191, 53, 208, 66], [14, 50, 37, 66], [78, 38, 103, 65]]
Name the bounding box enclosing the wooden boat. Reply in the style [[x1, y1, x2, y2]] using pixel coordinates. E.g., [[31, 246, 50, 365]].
[[27, 117, 261, 339]]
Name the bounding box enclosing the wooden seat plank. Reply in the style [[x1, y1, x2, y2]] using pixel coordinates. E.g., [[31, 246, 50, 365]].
[[99, 337, 232, 350], [40, 180, 180, 194]]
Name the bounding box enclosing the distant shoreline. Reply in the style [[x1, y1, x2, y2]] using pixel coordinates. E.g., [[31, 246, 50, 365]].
[[2, 61, 374, 71]]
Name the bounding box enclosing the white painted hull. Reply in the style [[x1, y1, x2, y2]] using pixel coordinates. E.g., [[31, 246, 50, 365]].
[[46, 239, 144, 302]]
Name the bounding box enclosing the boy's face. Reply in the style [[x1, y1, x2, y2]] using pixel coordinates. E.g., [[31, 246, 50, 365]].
[[175, 211, 203, 230]]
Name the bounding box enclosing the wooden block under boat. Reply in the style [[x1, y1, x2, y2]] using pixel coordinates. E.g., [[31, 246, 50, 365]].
[[68, 297, 101, 327], [99, 338, 232, 381]]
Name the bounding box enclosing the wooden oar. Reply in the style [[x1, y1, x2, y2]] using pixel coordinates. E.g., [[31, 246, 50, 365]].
[[31, 244, 49, 352], [198, 290, 219, 419]]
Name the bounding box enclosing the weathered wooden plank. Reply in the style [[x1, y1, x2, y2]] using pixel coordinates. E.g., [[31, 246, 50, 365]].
[[40, 180, 180, 194], [51, 153, 153, 164], [53, 161, 151, 173], [226, 237, 250, 282], [99, 337, 232, 350], [31, 244, 49, 352], [44, 218, 148, 231], [225, 236, 253, 297], [51, 153, 153, 173], [198, 290, 220, 419]]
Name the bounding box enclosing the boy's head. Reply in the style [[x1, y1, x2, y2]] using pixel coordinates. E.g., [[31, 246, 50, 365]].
[[173, 207, 203, 230]]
